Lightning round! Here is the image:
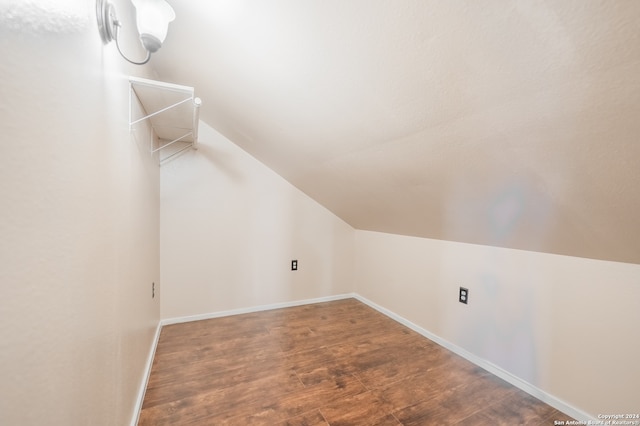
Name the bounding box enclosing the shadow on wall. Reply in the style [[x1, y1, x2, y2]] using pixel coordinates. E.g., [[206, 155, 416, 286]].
[[447, 178, 548, 385], [192, 142, 246, 183], [465, 272, 538, 384]]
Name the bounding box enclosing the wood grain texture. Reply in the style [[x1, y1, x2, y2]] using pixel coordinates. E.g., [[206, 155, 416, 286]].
[[138, 298, 573, 425]]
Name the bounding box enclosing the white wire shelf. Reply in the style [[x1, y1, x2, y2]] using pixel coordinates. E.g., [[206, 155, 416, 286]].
[[129, 76, 201, 165]]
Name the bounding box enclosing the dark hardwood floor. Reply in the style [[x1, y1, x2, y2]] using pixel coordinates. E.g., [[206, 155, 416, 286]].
[[138, 298, 574, 425]]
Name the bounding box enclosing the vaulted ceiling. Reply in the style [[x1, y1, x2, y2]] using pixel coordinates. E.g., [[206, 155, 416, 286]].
[[152, 0, 640, 264]]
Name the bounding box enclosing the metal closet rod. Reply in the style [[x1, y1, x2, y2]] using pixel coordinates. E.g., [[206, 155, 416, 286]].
[[160, 143, 194, 165], [151, 131, 193, 154], [130, 96, 194, 126]]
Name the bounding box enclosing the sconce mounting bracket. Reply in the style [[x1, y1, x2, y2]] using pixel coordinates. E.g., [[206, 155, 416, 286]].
[[97, 0, 117, 44]]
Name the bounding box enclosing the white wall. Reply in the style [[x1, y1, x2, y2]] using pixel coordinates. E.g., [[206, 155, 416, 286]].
[[355, 230, 640, 418], [160, 121, 355, 319], [0, 2, 160, 425]]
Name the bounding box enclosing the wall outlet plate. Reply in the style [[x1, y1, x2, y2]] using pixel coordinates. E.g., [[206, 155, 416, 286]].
[[459, 287, 468, 304], [291, 260, 298, 271]]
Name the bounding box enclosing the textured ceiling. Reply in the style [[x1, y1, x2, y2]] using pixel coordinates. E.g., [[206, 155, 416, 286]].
[[152, 0, 640, 264]]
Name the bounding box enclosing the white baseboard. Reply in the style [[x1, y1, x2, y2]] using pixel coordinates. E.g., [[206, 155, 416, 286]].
[[133, 293, 354, 424], [131, 322, 162, 426], [135, 293, 595, 423], [353, 294, 596, 423], [160, 293, 356, 326]]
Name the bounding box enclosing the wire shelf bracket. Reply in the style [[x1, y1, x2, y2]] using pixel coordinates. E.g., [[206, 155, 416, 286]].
[[128, 76, 201, 165]]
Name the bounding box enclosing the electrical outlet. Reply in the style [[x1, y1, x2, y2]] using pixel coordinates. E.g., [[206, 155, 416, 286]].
[[291, 260, 298, 271], [459, 287, 468, 304], [152, 282, 155, 299]]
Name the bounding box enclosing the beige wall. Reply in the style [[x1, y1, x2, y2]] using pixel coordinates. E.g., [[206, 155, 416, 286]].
[[2, 4, 636, 424], [355, 230, 640, 418], [0, 2, 160, 425], [160, 121, 355, 319]]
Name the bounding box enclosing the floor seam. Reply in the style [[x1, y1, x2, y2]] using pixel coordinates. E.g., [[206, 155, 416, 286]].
[[293, 369, 306, 388], [318, 407, 330, 425], [351, 372, 370, 391]]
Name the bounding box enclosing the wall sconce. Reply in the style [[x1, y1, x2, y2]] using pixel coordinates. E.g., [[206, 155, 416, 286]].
[[96, 0, 175, 65]]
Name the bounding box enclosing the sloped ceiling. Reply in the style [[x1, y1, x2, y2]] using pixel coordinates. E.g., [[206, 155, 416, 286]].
[[152, 0, 640, 264]]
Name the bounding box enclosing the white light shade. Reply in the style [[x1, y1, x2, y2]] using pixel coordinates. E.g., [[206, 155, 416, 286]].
[[131, 0, 175, 52]]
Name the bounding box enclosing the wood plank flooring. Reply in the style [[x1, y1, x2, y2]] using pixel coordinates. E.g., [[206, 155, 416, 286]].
[[138, 298, 574, 425]]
